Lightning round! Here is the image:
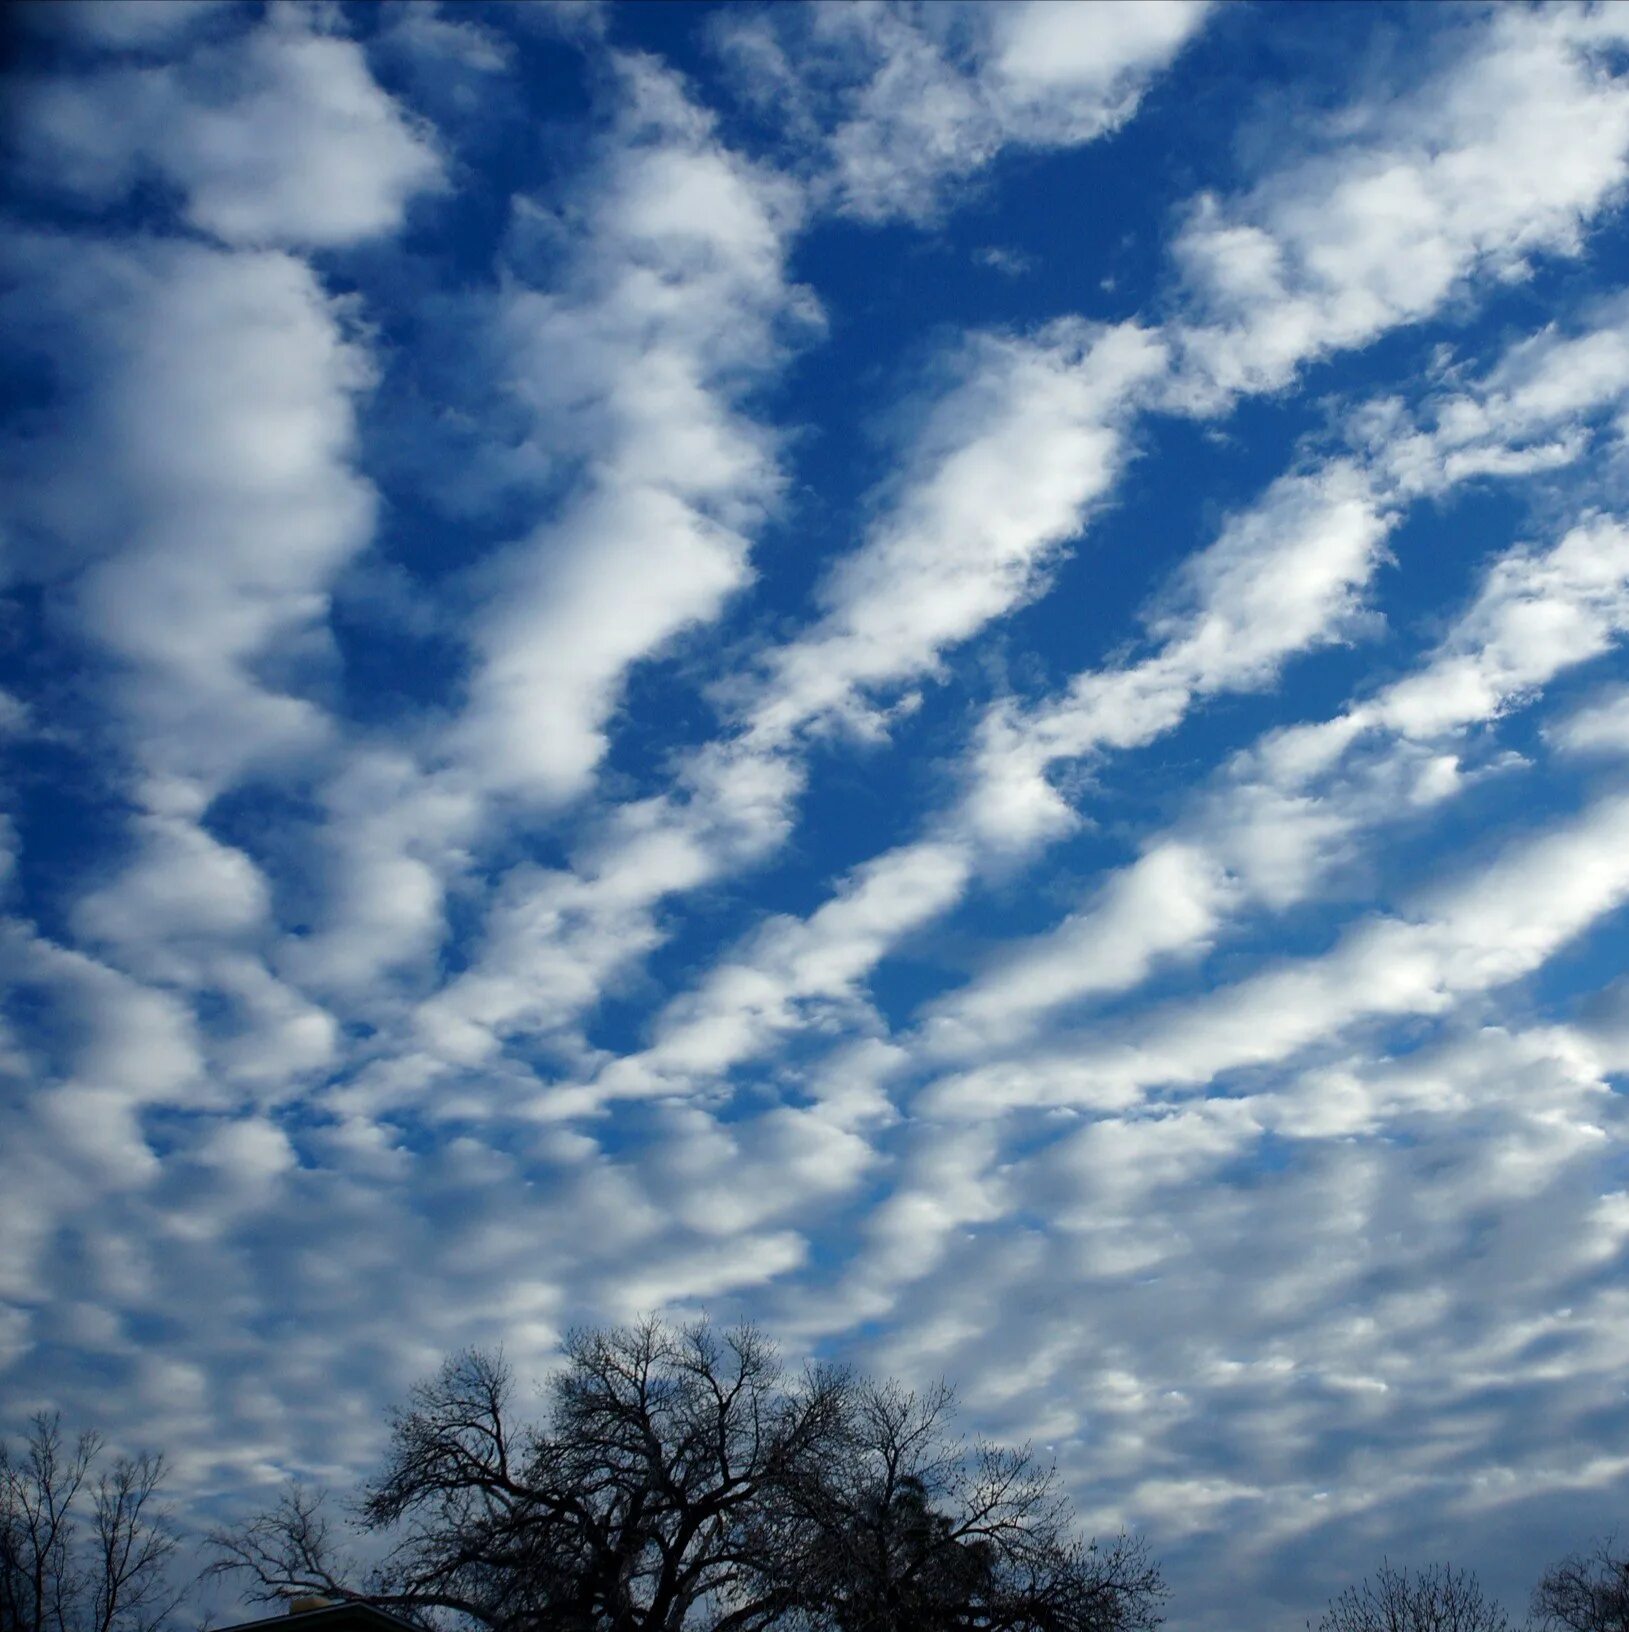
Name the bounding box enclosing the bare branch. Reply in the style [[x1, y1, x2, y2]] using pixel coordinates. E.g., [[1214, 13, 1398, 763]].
[[1312, 1559, 1512, 1632], [1531, 1536, 1629, 1632], [1, 1418, 182, 1632], [214, 1320, 1163, 1632]]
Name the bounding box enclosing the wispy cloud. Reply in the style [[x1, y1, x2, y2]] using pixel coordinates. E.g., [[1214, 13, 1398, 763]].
[[449, 52, 810, 805], [715, 0, 1211, 222], [14, 10, 442, 245], [5, 7, 1629, 1630], [1171, 4, 1629, 402]]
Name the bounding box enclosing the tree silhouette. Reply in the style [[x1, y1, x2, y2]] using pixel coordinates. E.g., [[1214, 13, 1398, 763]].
[[1532, 1538, 1629, 1632], [771, 1379, 1161, 1632], [212, 1319, 1163, 1632], [1311, 1560, 1511, 1632], [0, 1415, 181, 1632]]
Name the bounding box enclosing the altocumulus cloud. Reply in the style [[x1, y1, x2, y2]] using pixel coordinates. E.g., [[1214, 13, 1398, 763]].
[[3, 5, 1629, 1630]]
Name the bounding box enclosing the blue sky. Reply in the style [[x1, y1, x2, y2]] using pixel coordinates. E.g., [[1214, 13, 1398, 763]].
[[5, 1, 1629, 1626]]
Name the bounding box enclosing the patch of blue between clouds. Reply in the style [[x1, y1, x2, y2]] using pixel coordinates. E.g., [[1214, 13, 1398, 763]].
[[5, 3, 1629, 1630]]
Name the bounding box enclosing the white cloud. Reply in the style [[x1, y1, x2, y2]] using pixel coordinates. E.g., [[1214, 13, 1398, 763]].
[[1, 926, 206, 1120], [14, 11, 443, 247], [72, 814, 339, 1092], [752, 321, 1166, 743], [448, 54, 808, 805], [620, 1100, 878, 1241], [382, 3, 1629, 1104], [963, 458, 1394, 850], [1172, 5, 1629, 402], [929, 841, 1236, 1051], [380, 3, 514, 78], [83, 48, 809, 1040], [0, 16, 441, 1142], [277, 749, 480, 999], [1351, 299, 1629, 497], [933, 498, 1629, 1060], [76, 815, 270, 953], [1549, 685, 1629, 758], [400, 741, 804, 1090], [823, 1018, 1629, 1511], [927, 778, 1629, 1118], [600, 312, 1629, 1096], [8, 9, 1629, 1628], [585, 840, 973, 1107], [1375, 548, 1629, 744], [2, 234, 376, 801], [415, 318, 1164, 1082], [718, 0, 1211, 223]]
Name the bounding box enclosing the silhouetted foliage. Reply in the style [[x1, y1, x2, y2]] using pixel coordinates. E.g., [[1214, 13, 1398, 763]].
[[0, 1414, 181, 1632], [1532, 1537, 1629, 1631], [211, 1318, 1164, 1632], [764, 1377, 1163, 1632], [1311, 1559, 1511, 1632]]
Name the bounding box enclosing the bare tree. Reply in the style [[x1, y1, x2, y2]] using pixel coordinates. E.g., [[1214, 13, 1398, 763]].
[[1532, 1537, 1629, 1632], [211, 1319, 1165, 1632], [1311, 1560, 1512, 1632], [0, 1415, 181, 1632], [764, 1378, 1164, 1632], [213, 1323, 850, 1632]]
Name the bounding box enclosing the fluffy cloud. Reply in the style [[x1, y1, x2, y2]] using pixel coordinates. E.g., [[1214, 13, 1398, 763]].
[[962, 459, 1394, 850], [750, 322, 1167, 741], [414, 317, 1164, 1081], [935, 508, 1629, 1055], [717, 0, 1210, 222], [845, 1021, 1629, 1631], [5, 9, 1629, 1632], [1550, 685, 1629, 758], [14, 10, 442, 246], [926, 775, 1629, 1119], [447, 54, 808, 805], [1172, 5, 1629, 401], [572, 288, 1629, 1129], [2, 233, 375, 800], [582, 839, 973, 1109]]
